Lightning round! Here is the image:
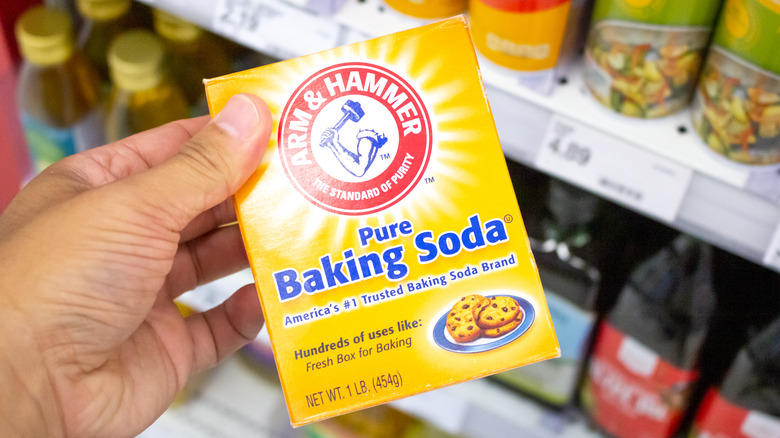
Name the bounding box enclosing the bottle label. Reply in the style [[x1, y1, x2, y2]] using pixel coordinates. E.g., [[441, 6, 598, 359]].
[[469, 0, 572, 72], [580, 322, 698, 438], [496, 291, 596, 405], [21, 111, 105, 173], [692, 389, 780, 438]]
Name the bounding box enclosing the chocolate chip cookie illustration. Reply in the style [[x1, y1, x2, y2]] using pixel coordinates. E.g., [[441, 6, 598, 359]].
[[476, 296, 520, 329], [434, 293, 536, 352], [446, 294, 489, 343], [453, 294, 490, 318], [483, 312, 524, 338]]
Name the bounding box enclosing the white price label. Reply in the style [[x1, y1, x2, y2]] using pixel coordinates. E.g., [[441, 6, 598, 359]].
[[213, 0, 340, 59], [391, 389, 469, 434], [763, 222, 780, 271], [535, 115, 693, 223]]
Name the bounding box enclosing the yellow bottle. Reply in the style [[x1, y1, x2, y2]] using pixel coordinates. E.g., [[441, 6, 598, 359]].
[[152, 9, 231, 116], [76, 0, 136, 83], [105, 29, 188, 142], [16, 6, 104, 172]]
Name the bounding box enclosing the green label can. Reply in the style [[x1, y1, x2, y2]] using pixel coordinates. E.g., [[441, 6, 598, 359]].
[[691, 0, 780, 166], [583, 0, 722, 118]]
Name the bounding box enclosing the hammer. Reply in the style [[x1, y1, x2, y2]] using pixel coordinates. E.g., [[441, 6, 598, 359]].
[[332, 100, 365, 131]]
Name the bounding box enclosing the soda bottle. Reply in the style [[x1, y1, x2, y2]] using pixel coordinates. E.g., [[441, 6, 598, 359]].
[[104, 29, 188, 142], [15, 6, 104, 172], [689, 316, 780, 437], [580, 235, 716, 438]]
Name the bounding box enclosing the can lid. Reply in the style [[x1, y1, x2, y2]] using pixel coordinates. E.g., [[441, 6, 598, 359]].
[[15, 6, 74, 66], [153, 9, 202, 42], [77, 0, 131, 21], [108, 30, 164, 92]]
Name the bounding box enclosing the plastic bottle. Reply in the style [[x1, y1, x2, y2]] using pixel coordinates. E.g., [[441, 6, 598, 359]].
[[104, 29, 188, 142], [580, 235, 716, 438], [152, 9, 232, 116], [688, 316, 780, 437], [492, 179, 601, 407], [76, 0, 136, 84], [15, 6, 104, 172]]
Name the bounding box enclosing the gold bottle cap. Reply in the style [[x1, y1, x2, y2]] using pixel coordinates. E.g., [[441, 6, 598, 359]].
[[108, 30, 164, 92], [76, 0, 131, 21], [153, 9, 203, 42], [15, 6, 74, 66]]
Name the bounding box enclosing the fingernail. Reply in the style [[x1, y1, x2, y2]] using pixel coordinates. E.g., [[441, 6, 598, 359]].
[[214, 94, 259, 140]]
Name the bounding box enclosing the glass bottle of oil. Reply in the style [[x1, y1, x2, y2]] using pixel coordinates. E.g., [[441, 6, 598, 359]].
[[16, 5, 104, 172], [152, 9, 231, 116], [105, 29, 188, 142], [76, 0, 136, 84]]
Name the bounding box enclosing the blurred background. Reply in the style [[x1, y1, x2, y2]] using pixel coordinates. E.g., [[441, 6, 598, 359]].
[[1, 1, 779, 437]]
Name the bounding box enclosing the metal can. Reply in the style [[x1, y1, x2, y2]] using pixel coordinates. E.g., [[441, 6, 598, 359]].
[[691, 0, 780, 166], [583, 0, 722, 118]]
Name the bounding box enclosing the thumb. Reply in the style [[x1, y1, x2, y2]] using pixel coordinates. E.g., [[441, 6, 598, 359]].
[[123, 93, 272, 231]]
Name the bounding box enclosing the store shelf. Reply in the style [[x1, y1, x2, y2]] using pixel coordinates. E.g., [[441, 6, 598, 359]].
[[152, 271, 603, 438], [142, 352, 603, 438], [136, 0, 780, 272]]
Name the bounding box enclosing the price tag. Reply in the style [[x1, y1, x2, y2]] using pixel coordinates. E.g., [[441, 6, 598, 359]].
[[213, 0, 341, 59], [391, 388, 469, 434], [763, 222, 780, 271], [535, 115, 693, 223]]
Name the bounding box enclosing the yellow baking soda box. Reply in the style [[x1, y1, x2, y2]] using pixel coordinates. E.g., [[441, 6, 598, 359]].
[[204, 16, 559, 426]]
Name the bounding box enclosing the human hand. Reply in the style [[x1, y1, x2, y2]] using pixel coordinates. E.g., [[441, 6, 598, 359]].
[[320, 127, 338, 146], [0, 94, 271, 438]]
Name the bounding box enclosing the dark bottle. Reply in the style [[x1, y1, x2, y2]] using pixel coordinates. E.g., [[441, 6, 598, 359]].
[[689, 316, 780, 437], [580, 234, 716, 438], [492, 179, 601, 407]]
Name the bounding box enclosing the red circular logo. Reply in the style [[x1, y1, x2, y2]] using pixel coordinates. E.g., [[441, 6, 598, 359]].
[[278, 62, 432, 216]]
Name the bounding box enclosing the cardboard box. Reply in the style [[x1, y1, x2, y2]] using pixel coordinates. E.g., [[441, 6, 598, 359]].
[[204, 16, 559, 426]]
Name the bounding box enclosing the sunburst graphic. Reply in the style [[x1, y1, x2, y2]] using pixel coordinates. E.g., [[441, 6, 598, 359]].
[[202, 21, 513, 285], [232, 37, 493, 257]]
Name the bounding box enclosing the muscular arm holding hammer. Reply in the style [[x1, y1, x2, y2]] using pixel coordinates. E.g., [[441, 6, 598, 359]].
[[320, 100, 388, 178]]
